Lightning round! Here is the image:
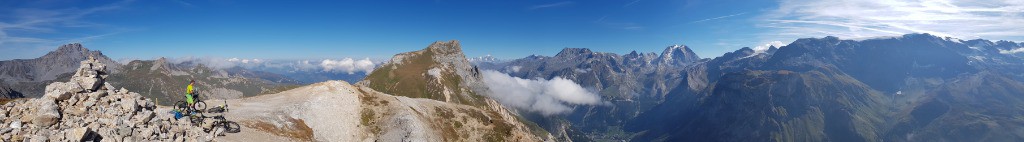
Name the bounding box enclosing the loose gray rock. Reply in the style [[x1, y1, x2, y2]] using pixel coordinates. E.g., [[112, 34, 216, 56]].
[[44, 82, 80, 101], [69, 127, 90, 141], [31, 100, 61, 127]]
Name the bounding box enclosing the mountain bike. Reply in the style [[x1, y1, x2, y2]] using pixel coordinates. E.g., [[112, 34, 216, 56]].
[[174, 92, 207, 114], [204, 115, 242, 134], [195, 101, 241, 134]]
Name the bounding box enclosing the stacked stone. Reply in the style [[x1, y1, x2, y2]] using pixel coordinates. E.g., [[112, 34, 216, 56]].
[[0, 58, 220, 142]]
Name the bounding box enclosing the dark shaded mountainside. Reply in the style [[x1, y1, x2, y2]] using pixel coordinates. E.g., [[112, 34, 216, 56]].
[[476, 45, 703, 140], [481, 33, 1024, 141], [0, 44, 300, 105]]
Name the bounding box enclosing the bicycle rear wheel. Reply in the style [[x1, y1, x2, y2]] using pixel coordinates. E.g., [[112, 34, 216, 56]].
[[174, 101, 188, 112]]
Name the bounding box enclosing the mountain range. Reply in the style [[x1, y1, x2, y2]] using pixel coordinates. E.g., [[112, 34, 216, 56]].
[[474, 33, 1024, 141], [0, 44, 303, 105], [3, 33, 1024, 141]]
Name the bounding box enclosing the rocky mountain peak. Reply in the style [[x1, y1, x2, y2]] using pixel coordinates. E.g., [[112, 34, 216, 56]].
[[766, 45, 780, 54], [426, 40, 463, 56], [900, 33, 938, 39], [556, 48, 594, 57], [54, 43, 86, 52], [151, 57, 171, 71], [658, 45, 700, 65], [362, 40, 486, 105], [0, 43, 121, 86]]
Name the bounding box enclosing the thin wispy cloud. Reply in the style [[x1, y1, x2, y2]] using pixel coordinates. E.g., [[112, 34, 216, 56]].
[[0, 0, 133, 60], [528, 1, 575, 10], [624, 0, 641, 7], [593, 16, 644, 30], [172, 0, 197, 8], [690, 12, 747, 23], [759, 0, 1024, 42]]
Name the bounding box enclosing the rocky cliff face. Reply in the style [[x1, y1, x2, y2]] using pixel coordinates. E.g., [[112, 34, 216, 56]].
[[0, 85, 24, 99], [0, 58, 222, 142]]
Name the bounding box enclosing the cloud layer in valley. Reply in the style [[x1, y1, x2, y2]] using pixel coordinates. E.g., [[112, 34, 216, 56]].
[[162, 57, 379, 75], [320, 58, 376, 75], [480, 70, 602, 116]]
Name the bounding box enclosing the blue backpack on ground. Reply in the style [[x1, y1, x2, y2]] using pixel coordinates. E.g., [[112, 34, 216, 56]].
[[172, 110, 184, 119]]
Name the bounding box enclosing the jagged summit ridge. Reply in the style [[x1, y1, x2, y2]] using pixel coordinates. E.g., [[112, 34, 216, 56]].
[[556, 48, 594, 57]]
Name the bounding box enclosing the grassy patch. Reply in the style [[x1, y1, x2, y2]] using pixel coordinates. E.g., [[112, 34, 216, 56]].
[[433, 107, 461, 141], [365, 51, 438, 100], [241, 118, 315, 141], [0, 98, 18, 105], [360, 108, 382, 134]]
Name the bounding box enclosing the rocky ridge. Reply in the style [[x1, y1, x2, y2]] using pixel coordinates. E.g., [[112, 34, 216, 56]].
[[0, 58, 222, 142], [360, 40, 549, 141]]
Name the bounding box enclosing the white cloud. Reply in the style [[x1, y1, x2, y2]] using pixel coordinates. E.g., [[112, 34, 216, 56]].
[[294, 60, 319, 71], [480, 70, 602, 116], [690, 12, 747, 23], [753, 41, 785, 52], [760, 0, 1024, 42], [528, 1, 575, 10], [509, 66, 522, 73], [320, 58, 377, 75], [1000, 48, 1024, 54]]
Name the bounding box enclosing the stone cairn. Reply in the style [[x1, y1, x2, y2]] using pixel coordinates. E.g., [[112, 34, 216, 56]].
[[0, 57, 220, 142]]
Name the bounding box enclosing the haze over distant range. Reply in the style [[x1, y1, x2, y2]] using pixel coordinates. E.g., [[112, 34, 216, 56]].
[[2, 0, 1021, 61]]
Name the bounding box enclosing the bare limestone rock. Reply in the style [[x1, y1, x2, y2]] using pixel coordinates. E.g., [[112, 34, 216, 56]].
[[69, 127, 89, 141], [2, 58, 224, 141], [31, 100, 61, 127], [44, 82, 81, 101]]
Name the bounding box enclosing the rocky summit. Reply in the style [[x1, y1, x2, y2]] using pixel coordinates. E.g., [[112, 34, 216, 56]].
[[0, 57, 222, 142]]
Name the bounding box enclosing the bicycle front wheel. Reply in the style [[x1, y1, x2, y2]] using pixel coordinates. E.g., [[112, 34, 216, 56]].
[[225, 121, 241, 133], [194, 101, 207, 112]]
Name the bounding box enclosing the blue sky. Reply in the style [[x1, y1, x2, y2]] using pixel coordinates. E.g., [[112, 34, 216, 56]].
[[1, 0, 1022, 61]]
